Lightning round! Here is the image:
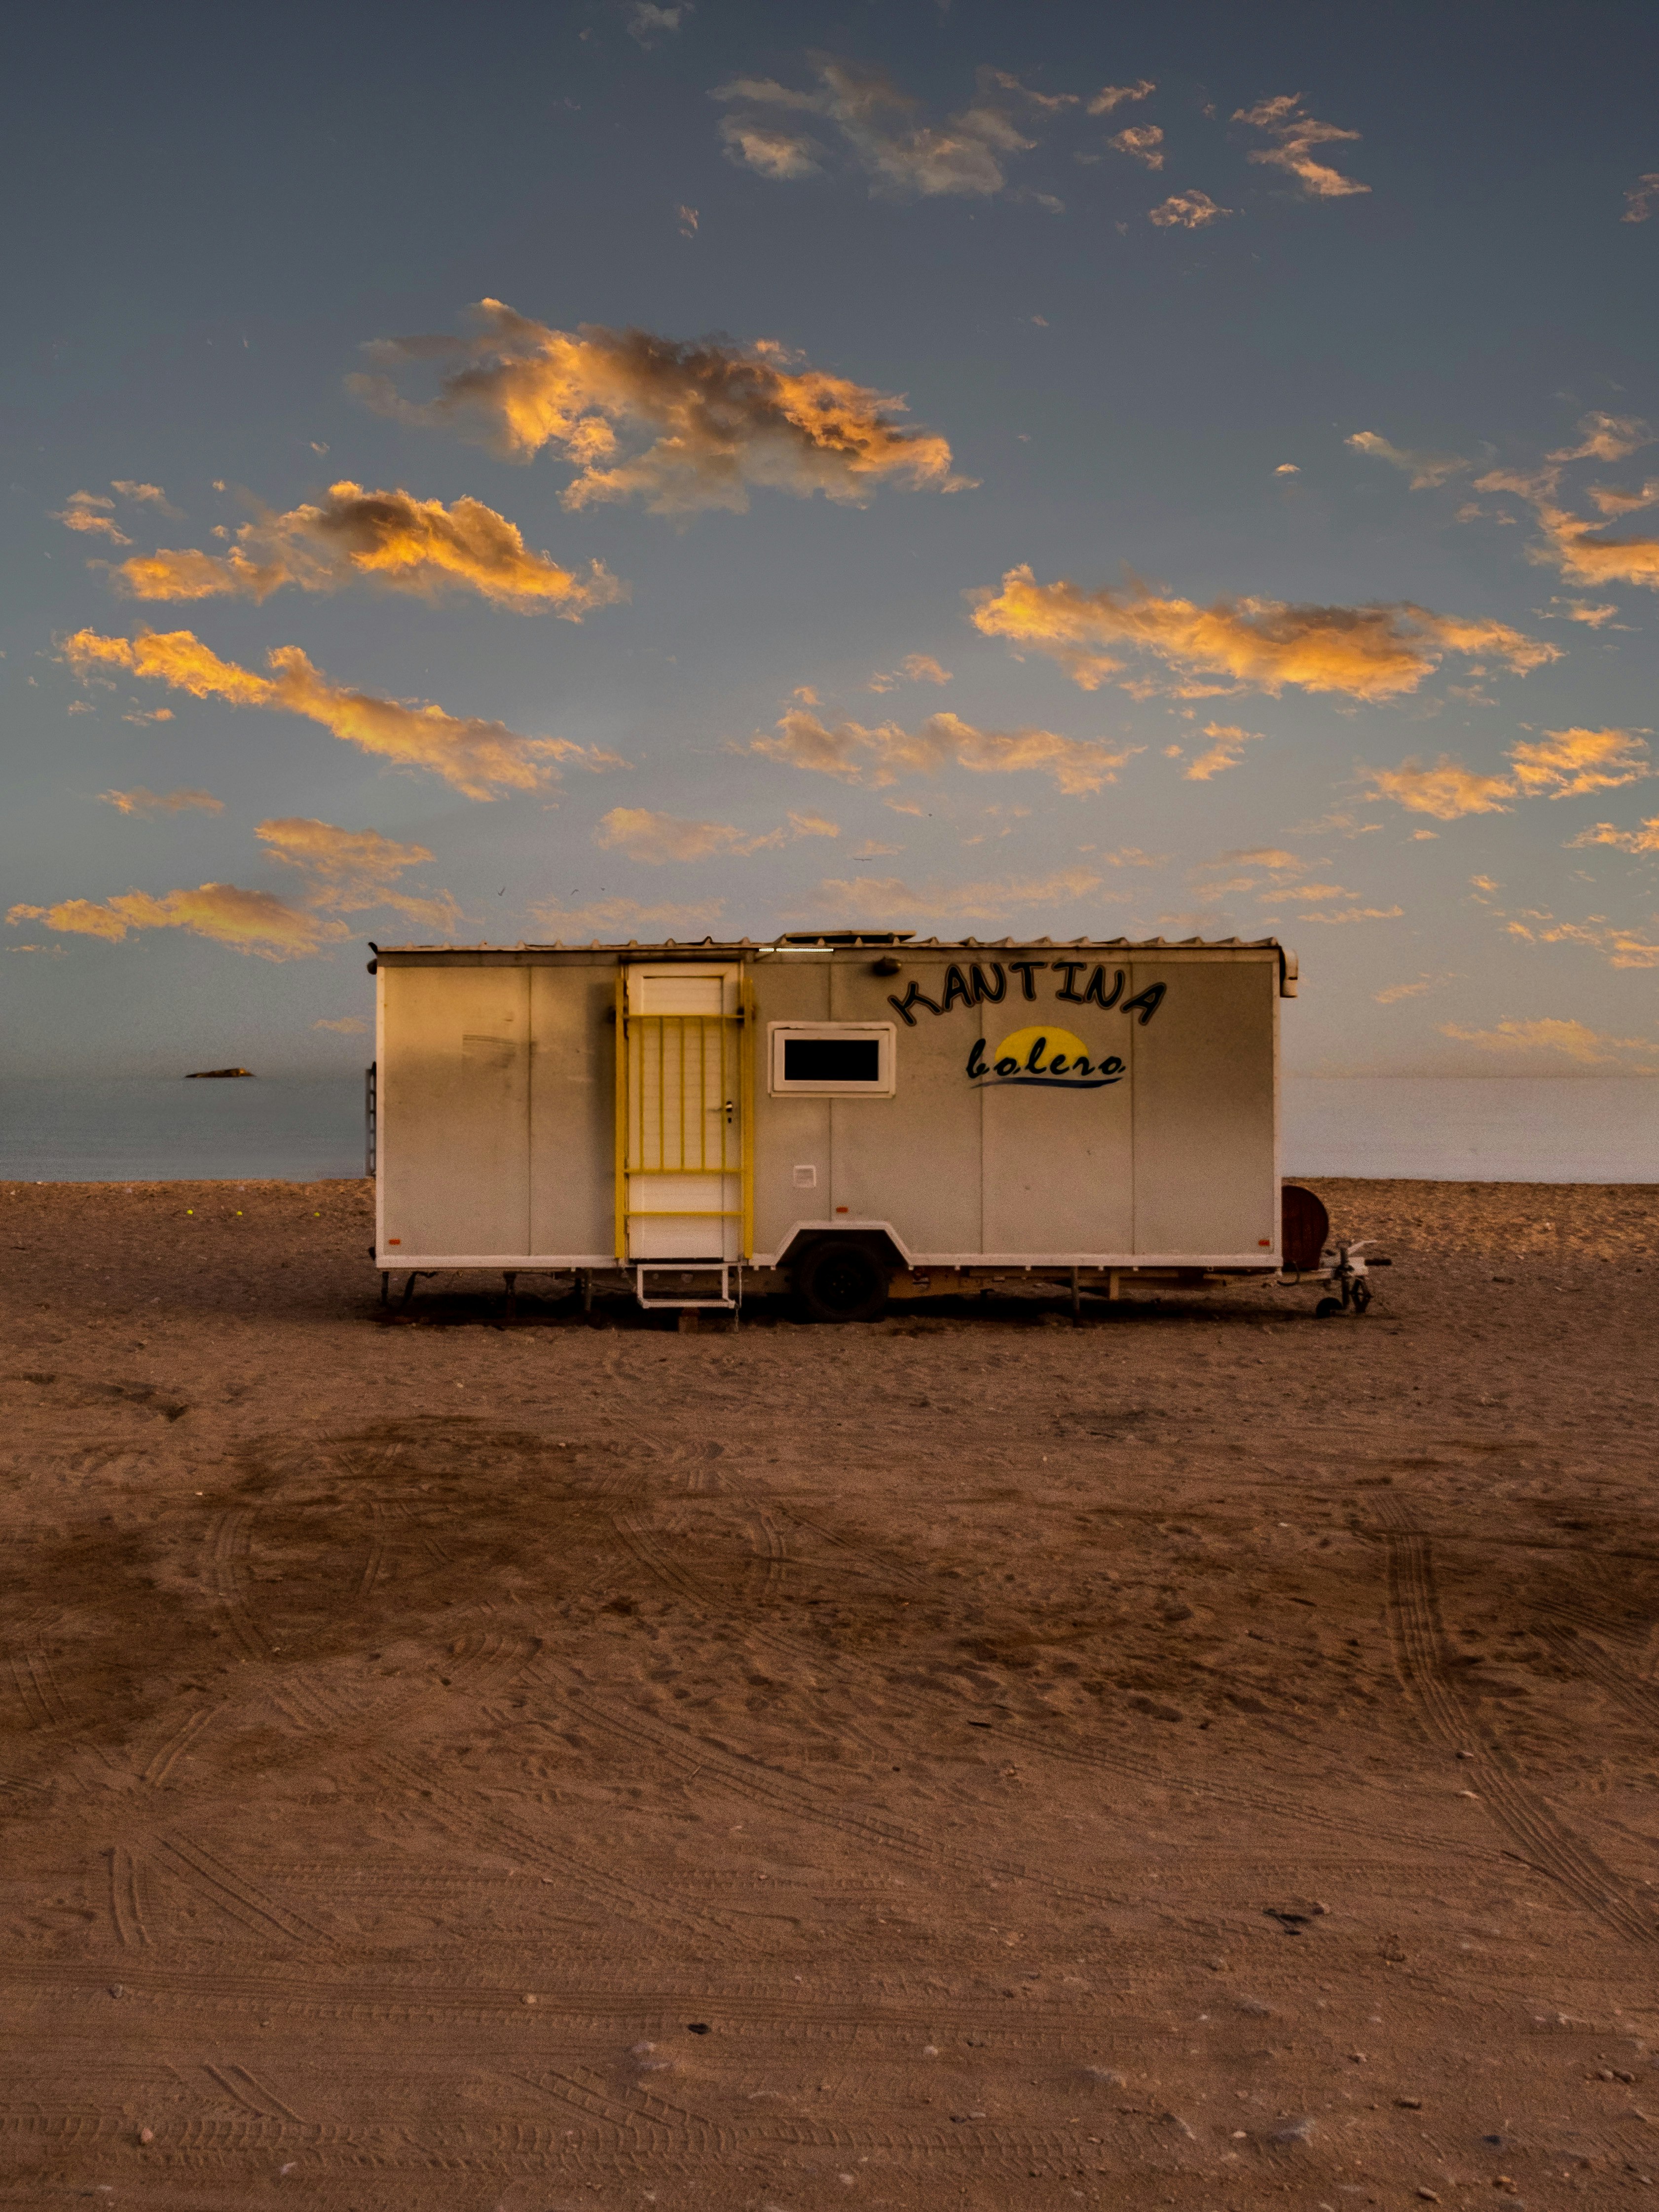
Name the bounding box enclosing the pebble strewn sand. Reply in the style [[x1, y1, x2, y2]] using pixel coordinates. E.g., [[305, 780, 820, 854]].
[[1, 1176, 1656, 2211]]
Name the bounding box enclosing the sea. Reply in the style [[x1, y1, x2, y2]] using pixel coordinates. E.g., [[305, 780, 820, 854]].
[[0, 1073, 1654, 1184]]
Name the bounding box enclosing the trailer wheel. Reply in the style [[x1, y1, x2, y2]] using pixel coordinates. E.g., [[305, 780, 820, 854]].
[[794, 1241, 890, 1324], [1350, 1277, 1372, 1315], [1315, 1295, 1342, 1317]]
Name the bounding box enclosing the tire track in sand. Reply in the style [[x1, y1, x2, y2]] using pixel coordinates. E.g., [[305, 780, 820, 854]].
[[612, 1505, 1494, 1869], [1372, 1498, 1659, 1949], [105, 1843, 151, 1949]]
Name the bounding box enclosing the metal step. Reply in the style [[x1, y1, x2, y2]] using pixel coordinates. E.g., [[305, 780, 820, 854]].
[[634, 1263, 737, 1310]]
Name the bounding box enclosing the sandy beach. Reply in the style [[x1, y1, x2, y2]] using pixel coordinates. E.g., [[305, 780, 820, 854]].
[[1, 1173, 1656, 2211]]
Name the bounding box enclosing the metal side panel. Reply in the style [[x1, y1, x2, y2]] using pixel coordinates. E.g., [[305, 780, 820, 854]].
[[528, 958, 615, 1259], [379, 963, 530, 1259], [1131, 956, 1278, 1260]]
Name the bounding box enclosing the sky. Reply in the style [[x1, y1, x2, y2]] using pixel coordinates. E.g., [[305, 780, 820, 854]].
[[4, 0, 1658, 1079]]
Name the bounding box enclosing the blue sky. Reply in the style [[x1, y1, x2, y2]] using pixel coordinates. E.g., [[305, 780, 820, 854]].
[[5, 0, 1657, 1076]]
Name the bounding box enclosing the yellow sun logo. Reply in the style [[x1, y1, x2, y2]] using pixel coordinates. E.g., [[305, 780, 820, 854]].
[[966, 1028, 1125, 1089]]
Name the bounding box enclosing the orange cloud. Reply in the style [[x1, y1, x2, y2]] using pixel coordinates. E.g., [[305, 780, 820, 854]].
[[1275, 903, 1404, 925], [1109, 124, 1164, 170], [110, 480, 181, 514], [867, 651, 953, 692], [1441, 1017, 1657, 1064], [1508, 727, 1651, 799], [1623, 173, 1659, 223], [1234, 94, 1369, 198], [1088, 81, 1155, 114], [1360, 756, 1515, 819], [6, 885, 340, 960], [98, 786, 223, 816], [111, 481, 625, 616], [1181, 723, 1263, 780], [1527, 500, 1659, 590], [1503, 915, 1659, 969], [969, 565, 1557, 700], [1568, 815, 1659, 854], [349, 300, 966, 513], [53, 491, 130, 544], [255, 817, 463, 931], [61, 628, 620, 801], [1149, 189, 1233, 229], [747, 706, 1140, 795], [593, 807, 838, 863], [1547, 412, 1652, 464]]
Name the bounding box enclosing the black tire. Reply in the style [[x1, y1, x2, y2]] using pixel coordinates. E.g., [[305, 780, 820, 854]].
[[794, 1240, 890, 1324], [1315, 1295, 1342, 1317], [1350, 1277, 1372, 1315]]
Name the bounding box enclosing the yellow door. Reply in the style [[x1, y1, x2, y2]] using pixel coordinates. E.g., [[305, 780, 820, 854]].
[[617, 966, 749, 1260]]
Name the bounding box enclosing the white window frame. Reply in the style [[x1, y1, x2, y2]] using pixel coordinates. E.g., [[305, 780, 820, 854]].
[[768, 1022, 896, 1098]]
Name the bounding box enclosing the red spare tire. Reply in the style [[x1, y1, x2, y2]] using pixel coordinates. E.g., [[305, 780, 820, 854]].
[[1281, 1184, 1330, 1272]]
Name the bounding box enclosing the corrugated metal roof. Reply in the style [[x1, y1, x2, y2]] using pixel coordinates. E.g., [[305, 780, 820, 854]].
[[369, 934, 1290, 954]]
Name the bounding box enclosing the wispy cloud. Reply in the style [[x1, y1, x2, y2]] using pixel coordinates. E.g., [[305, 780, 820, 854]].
[[1503, 914, 1659, 969], [111, 482, 626, 616], [53, 491, 130, 544], [1374, 973, 1450, 1004], [63, 628, 622, 801], [1273, 903, 1404, 925], [1360, 756, 1515, 819], [1233, 94, 1369, 199], [314, 1015, 368, 1033], [1108, 124, 1163, 170], [1568, 814, 1659, 854], [110, 480, 182, 516], [256, 817, 462, 930], [1345, 429, 1466, 490], [1441, 1016, 1658, 1065], [1464, 417, 1659, 594], [7, 885, 343, 960], [1149, 189, 1233, 229], [1509, 727, 1651, 799], [712, 55, 1073, 201], [8, 813, 466, 958], [1179, 722, 1263, 780], [1088, 81, 1155, 115], [746, 706, 1141, 795], [867, 651, 952, 692], [1363, 728, 1650, 817], [970, 564, 1557, 700], [1623, 173, 1659, 223], [593, 806, 838, 863], [529, 894, 727, 940], [97, 786, 223, 817], [627, 0, 690, 46], [806, 865, 1120, 925], [350, 300, 966, 513], [1548, 412, 1652, 464]]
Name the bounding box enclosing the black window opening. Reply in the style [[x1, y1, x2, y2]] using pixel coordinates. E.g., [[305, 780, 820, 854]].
[[783, 1036, 883, 1084]]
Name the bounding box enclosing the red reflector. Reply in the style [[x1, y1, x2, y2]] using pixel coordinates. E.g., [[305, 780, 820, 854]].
[[1257, 1238, 1271, 1247], [388, 1238, 401, 1245]]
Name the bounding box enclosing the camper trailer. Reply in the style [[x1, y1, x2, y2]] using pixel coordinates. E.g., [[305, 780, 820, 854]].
[[366, 932, 1344, 1320]]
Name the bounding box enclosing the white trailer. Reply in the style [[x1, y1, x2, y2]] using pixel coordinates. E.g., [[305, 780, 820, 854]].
[[367, 932, 1325, 1320]]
